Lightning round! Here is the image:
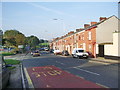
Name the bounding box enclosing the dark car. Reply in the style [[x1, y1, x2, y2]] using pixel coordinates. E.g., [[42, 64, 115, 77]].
[[62, 50, 69, 56], [0, 56, 11, 89], [49, 49, 54, 53], [32, 51, 40, 57]]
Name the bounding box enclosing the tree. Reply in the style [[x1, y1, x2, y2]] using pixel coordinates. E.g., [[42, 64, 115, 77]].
[[3, 30, 26, 47], [25, 35, 40, 49], [15, 33, 25, 46], [39, 39, 44, 43]]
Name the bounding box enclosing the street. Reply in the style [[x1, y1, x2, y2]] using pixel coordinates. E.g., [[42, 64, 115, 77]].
[[22, 52, 119, 88]]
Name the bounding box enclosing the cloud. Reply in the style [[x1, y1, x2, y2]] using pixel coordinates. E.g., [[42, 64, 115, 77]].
[[28, 2, 76, 17], [28, 3, 66, 15]]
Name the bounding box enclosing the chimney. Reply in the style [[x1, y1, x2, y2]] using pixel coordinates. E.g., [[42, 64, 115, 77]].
[[76, 28, 84, 32], [84, 24, 90, 28], [68, 31, 74, 34], [76, 29, 80, 32], [99, 17, 107, 21], [79, 28, 84, 30], [91, 22, 97, 25]]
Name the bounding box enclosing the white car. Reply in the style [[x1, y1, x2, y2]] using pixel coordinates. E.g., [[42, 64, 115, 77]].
[[72, 48, 89, 59], [53, 50, 61, 55]]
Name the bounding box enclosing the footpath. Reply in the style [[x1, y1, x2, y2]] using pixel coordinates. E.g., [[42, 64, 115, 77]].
[[89, 57, 120, 64], [4, 54, 26, 89]]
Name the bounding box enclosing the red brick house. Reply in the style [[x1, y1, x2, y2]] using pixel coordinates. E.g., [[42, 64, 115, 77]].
[[51, 15, 119, 58]]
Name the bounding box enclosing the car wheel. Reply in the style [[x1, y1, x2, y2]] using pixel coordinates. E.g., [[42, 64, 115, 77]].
[[72, 54, 75, 58], [77, 56, 81, 59]]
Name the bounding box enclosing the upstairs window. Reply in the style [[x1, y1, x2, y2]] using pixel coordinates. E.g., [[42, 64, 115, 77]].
[[88, 32, 92, 40]]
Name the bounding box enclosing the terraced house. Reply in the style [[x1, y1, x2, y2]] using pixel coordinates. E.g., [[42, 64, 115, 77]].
[[50, 15, 120, 59]]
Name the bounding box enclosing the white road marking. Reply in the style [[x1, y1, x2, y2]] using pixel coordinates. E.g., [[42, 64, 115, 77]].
[[74, 67, 100, 76], [56, 61, 65, 65], [96, 83, 109, 88]]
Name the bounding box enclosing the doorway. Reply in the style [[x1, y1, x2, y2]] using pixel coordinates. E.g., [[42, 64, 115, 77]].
[[99, 45, 104, 57]]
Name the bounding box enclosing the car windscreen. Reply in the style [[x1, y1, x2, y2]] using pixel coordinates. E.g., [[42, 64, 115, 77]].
[[35, 51, 39, 53], [78, 50, 84, 52]]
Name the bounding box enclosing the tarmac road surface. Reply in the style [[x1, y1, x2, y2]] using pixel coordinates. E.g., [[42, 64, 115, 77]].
[[22, 53, 119, 88]]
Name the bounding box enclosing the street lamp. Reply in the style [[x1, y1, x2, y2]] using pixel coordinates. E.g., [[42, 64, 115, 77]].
[[53, 18, 66, 35]]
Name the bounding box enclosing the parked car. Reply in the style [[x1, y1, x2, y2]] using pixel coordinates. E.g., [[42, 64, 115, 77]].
[[49, 49, 54, 53], [32, 51, 40, 57], [53, 50, 62, 55], [44, 47, 49, 51], [72, 48, 89, 59], [0, 56, 12, 89], [31, 51, 35, 55], [62, 50, 69, 56], [86, 51, 94, 58]]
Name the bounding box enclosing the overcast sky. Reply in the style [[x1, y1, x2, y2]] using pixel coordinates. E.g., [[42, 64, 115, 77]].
[[2, 2, 118, 40]]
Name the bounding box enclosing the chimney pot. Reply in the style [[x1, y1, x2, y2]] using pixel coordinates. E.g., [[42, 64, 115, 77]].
[[99, 17, 107, 21], [91, 22, 97, 25], [84, 24, 90, 28], [76, 28, 84, 32]]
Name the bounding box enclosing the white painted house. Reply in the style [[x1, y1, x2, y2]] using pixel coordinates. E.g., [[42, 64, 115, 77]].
[[96, 16, 120, 59]]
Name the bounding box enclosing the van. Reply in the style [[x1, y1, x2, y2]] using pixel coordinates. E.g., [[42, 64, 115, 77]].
[[72, 48, 89, 59]]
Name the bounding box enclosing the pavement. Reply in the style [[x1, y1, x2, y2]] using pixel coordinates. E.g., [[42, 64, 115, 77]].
[[57, 55, 120, 64], [5, 65, 22, 89], [89, 57, 120, 64]]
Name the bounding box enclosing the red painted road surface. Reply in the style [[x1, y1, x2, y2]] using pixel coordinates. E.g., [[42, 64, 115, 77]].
[[26, 65, 106, 88]]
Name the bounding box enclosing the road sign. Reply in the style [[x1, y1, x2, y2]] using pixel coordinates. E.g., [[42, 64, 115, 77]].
[[18, 45, 24, 49], [25, 66, 106, 88]]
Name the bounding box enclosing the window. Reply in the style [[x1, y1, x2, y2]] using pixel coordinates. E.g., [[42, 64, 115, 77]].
[[83, 43, 86, 50], [89, 44, 92, 51], [78, 50, 84, 52], [79, 36, 81, 40], [88, 32, 92, 40]]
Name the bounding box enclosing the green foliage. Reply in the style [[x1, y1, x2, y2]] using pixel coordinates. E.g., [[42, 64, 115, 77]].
[[39, 39, 44, 43], [3, 30, 26, 47], [39, 42, 49, 48], [2, 52, 15, 56], [25, 35, 40, 49], [4, 59, 21, 65], [7, 66, 16, 70]]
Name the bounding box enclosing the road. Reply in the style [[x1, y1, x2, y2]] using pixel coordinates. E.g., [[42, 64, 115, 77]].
[[22, 52, 119, 88]]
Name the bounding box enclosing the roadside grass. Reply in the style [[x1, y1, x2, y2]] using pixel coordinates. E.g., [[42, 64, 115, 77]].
[[7, 66, 16, 70], [39, 43, 49, 46], [4, 59, 21, 65], [2, 52, 15, 56]]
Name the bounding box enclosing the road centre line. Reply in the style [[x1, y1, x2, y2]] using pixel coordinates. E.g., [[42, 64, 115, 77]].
[[56, 61, 65, 65], [74, 67, 100, 76]]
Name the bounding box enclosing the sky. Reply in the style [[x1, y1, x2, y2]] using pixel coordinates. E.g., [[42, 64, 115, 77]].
[[1, 2, 118, 40]]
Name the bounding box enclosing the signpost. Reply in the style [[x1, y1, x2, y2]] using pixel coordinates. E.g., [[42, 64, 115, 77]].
[[18, 45, 24, 53]]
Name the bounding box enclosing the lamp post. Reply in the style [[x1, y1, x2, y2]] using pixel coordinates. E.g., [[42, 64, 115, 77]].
[[53, 18, 67, 51], [53, 18, 66, 35]]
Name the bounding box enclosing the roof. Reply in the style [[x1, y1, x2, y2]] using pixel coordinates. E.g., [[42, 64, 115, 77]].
[[52, 15, 119, 42]]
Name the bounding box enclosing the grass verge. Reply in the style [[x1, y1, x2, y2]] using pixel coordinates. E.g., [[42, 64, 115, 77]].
[[4, 59, 21, 65], [2, 52, 15, 56], [7, 66, 16, 70], [4, 59, 21, 70]]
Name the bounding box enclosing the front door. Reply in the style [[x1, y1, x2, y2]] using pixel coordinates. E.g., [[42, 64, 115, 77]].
[[99, 45, 104, 57]]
